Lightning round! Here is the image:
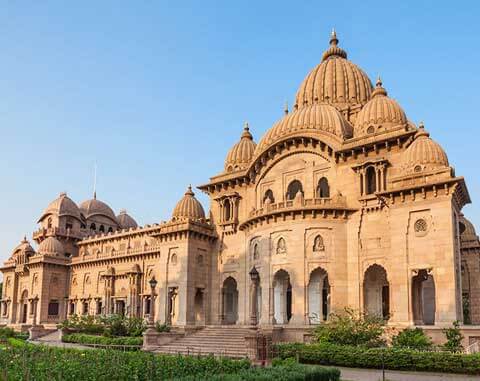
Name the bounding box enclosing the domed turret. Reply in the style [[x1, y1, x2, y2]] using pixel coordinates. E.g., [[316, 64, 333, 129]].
[[295, 30, 373, 112], [79, 194, 117, 224], [459, 214, 480, 249], [9, 237, 35, 262], [255, 103, 353, 155], [224, 122, 257, 172], [172, 186, 206, 222], [38, 192, 82, 223], [402, 123, 449, 173], [38, 236, 64, 256], [354, 77, 408, 135], [116, 209, 138, 229]]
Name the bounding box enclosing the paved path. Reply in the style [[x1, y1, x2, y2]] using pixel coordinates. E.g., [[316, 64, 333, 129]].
[[29, 329, 92, 350], [338, 366, 480, 381]]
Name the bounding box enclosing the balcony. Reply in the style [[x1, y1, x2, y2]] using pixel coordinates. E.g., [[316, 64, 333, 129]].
[[239, 195, 356, 231], [33, 227, 84, 241]]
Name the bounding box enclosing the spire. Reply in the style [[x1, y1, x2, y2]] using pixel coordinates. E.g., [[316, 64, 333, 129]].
[[416, 121, 430, 138], [330, 28, 338, 46], [284, 101, 289, 115], [185, 185, 194, 196], [93, 162, 97, 199], [372, 75, 387, 97], [322, 28, 347, 62], [241, 121, 253, 140]]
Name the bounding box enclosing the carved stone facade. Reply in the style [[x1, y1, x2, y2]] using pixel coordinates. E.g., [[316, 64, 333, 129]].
[[1, 32, 479, 341]]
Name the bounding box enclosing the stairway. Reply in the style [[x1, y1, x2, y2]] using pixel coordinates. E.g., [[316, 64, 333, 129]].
[[155, 326, 254, 358]]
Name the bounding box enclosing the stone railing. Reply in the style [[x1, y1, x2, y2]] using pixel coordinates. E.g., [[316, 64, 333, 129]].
[[248, 196, 347, 218], [33, 227, 84, 240]]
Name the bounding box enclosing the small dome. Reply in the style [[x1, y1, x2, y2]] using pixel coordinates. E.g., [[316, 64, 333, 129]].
[[255, 103, 353, 155], [355, 78, 408, 134], [295, 31, 372, 111], [10, 237, 35, 259], [38, 192, 82, 223], [172, 186, 206, 222], [38, 236, 64, 256], [79, 195, 117, 223], [402, 124, 449, 173], [459, 214, 480, 248], [225, 122, 257, 172], [117, 209, 138, 229]]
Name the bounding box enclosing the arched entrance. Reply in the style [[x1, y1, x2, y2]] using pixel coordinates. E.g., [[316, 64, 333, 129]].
[[20, 290, 28, 324], [273, 270, 292, 324], [194, 288, 205, 325], [222, 277, 238, 324], [412, 269, 436, 325], [308, 268, 330, 324], [363, 264, 390, 319]]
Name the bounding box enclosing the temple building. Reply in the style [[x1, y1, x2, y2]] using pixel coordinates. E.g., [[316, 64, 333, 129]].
[[1, 32, 479, 345]]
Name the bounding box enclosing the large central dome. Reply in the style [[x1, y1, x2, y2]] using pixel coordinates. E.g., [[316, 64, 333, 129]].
[[295, 31, 373, 111]]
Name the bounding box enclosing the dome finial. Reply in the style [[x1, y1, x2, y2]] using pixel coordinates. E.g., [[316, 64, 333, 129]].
[[376, 76, 382, 88], [330, 28, 338, 45], [241, 121, 253, 140], [419, 121, 424, 130], [284, 101, 289, 115], [415, 121, 430, 138], [186, 185, 194, 196], [371, 75, 387, 97], [244, 121, 249, 131]]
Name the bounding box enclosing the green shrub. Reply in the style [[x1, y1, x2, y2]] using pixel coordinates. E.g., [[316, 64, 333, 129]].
[[0, 343, 253, 380], [59, 314, 147, 337], [62, 333, 143, 347], [275, 342, 480, 375], [0, 327, 15, 339], [155, 322, 171, 333], [442, 321, 464, 353], [313, 308, 385, 347], [391, 328, 433, 351]]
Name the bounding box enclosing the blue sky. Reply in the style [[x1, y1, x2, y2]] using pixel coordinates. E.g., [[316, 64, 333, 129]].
[[0, 1, 479, 267]]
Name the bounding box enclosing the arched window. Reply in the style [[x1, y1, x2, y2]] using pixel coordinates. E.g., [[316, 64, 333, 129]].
[[99, 225, 105, 233], [366, 167, 376, 195], [286, 180, 303, 200], [276, 238, 287, 255], [107, 227, 113, 233], [263, 189, 275, 204], [317, 177, 330, 198], [47, 218, 52, 229], [253, 243, 259, 260], [224, 199, 231, 221], [313, 235, 324, 251], [90, 223, 96, 231]]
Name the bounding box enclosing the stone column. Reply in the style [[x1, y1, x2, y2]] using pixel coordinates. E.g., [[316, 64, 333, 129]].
[[32, 296, 39, 326]]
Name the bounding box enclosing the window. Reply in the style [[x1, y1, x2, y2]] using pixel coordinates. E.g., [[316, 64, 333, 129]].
[[414, 165, 422, 173], [414, 219, 428, 233], [276, 238, 287, 254], [90, 223, 96, 231], [365, 167, 376, 195], [69, 302, 75, 315], [99, 225, 105, 233], [253, 243, 260, 260], [317, 177, 330, 198], [286, 180, 303, 200], [145, 297, 151, 315], [82, 301, 89, 315], [81, 223, 86, 229], [48, 301, 59, 316], [47, 218, 52, 229], [224, 199, 231, 221], [313, 235, 325, 251], [197, 255, 204, 266], [66, 219, 73, 230], [96, 300, 102, 315], [263, 189, 275, 204], [108, 227, 113, 233]]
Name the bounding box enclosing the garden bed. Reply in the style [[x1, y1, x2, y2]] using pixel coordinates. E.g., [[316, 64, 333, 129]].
[[62, 333, 143, 348]]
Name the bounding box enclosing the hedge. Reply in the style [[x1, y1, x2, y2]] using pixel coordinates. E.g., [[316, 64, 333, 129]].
[[0, 342, 340, 381], [178, 364, 340, 381], [275, 342, 480, 375], [62, 333, 143, 347]]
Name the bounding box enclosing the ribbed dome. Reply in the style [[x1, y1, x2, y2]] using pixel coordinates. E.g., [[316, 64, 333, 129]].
[[11, 237, 35, 256], [38, 192, 82, 223], [459, 214, 480, 248], [225, 123, 257, 172], [38, 236, 64, 256], [117, 209, 138, 229], [355, 78, 408, 134], [79, 195, 117, 223], [255, 103, 353, 155], [402, 124, 449, 173], [295, 31, 372, 111], [172, 186, 206, 222]]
